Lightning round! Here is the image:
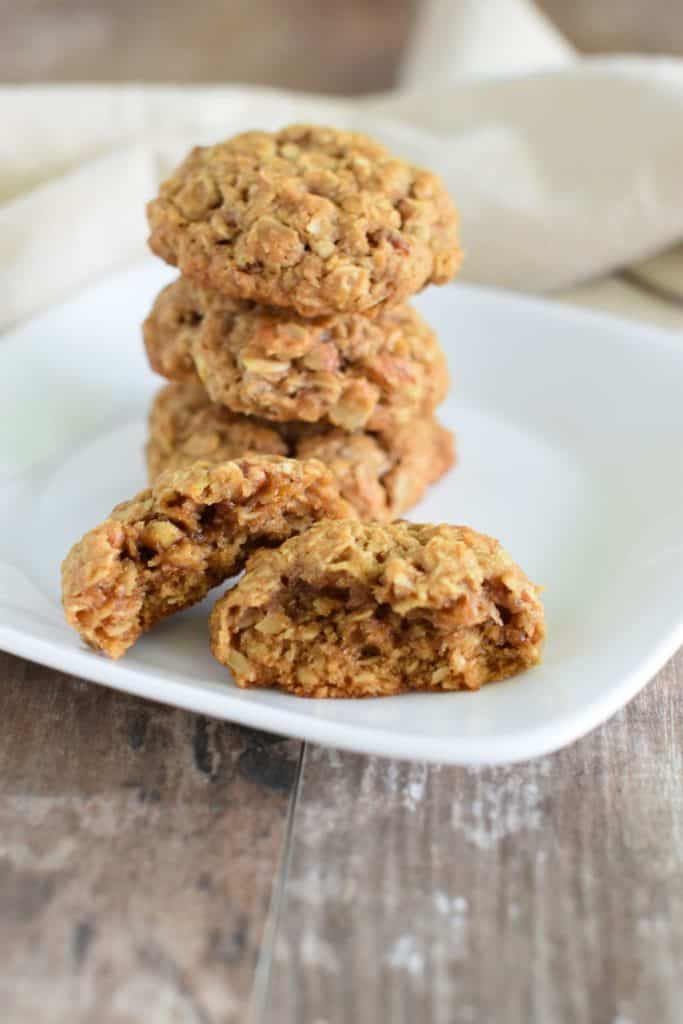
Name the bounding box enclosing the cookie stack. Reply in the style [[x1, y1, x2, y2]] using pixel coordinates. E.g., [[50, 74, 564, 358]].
[[143, 124, 462, 520]]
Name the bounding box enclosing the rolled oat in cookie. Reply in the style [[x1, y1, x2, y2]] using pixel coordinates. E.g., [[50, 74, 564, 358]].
[[209, 520, 545, 697], [61, 455, 353, 659], [145, 382, 289, 481], [144, 277, 449, 432], [146, 382, 456, 521], [147, 124, 462, 317]]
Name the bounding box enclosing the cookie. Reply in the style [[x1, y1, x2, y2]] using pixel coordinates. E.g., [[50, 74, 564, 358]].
[[144, 277, 449, 432], [293, 419, 455, 524], [147, 124, 462, 317], [146, 382, 288, 480], [61, 456, 353, 659], [209, 520, 545, 697], [146, 382, 456, 521]]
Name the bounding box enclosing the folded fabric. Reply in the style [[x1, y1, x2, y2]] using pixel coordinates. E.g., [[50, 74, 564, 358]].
[[1, 61, 682, 328]]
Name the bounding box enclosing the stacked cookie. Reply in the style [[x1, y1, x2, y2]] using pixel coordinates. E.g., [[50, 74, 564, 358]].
[[63, 124, 547, 692], [143, 125, 462, 519]]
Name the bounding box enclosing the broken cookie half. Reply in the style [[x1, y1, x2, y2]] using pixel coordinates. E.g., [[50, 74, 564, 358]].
[[62, 455, 353, 659], [210, 520, 545, 697]]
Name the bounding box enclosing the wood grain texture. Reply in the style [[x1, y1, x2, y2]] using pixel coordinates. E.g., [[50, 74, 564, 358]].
[[257, 649, 683, 1024], [0, 653, 300, 1024], [0, 0, 417, 93], [2, 0, 682, 95], [538, 0, 683, 55]]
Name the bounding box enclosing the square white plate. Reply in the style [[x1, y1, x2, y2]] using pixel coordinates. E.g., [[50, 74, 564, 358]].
[[1, 260, 682, 764]]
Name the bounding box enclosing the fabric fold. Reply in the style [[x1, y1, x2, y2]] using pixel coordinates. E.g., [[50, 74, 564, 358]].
[[1, 58, 682, 329]]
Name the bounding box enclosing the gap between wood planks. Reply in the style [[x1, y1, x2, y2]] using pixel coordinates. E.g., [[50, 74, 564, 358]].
[[247, 743, 305, 1023], [246, 650, 683, 1024]]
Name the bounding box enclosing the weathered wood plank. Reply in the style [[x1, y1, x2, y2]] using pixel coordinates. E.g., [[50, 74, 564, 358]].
[[539, 0, 683, 55], [258, 650, 683, 1024], [0, 0, 417, 94], [2, 0, 682, 98], [0, 653, 301, 1024]]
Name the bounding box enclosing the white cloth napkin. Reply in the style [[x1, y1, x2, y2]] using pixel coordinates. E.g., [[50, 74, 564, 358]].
[[1, 0, 682, 331], [402, 0, 575, 82]]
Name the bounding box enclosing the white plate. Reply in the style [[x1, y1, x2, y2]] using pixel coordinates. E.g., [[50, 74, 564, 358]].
[[1, 261, 682, 764]]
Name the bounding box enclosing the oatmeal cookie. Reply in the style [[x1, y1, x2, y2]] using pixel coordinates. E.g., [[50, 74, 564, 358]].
[[293, 419, 454, 523], [62, 456, 353, 659], [147, 124, 462, 317], [147, 383, 456, 521], [209, 520, 545, 697], [146, 382, 289, 480], [144, 277, 449, 431]]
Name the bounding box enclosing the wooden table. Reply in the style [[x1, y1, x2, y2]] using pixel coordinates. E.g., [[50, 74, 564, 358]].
[[2, 3, 683, 1021], [3, 652, 683, 1022]]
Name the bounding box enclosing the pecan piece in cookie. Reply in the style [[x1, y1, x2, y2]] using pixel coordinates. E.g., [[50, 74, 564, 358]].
[[147, 124, 462, 317], [144, 277, 449, 432], [62, 456, 353, 659], [146, 382, 456, 521], [210, 520, 545, 697]]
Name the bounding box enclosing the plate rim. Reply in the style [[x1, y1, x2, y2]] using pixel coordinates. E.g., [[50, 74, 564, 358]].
[[1, 619, 682, 765], [2, 261, 682, 765]]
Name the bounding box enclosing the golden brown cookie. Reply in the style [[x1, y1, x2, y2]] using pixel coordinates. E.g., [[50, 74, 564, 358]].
[[146, 383, 456, 521], [62, 456, 353, 659], [210, 520, 545, 697], [144, 277, 449, 432], [145, 382, 288, 480], [147, 124, 462, 317]]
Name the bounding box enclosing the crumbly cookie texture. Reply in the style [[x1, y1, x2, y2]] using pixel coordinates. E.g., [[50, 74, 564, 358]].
[[147, 124, 462, 317], [146, 383, 288, 480], [147, 383, 456, 521], [144, 278, 449, 432], [62, 456, 353, 660], [209, 520, 545, 698]]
